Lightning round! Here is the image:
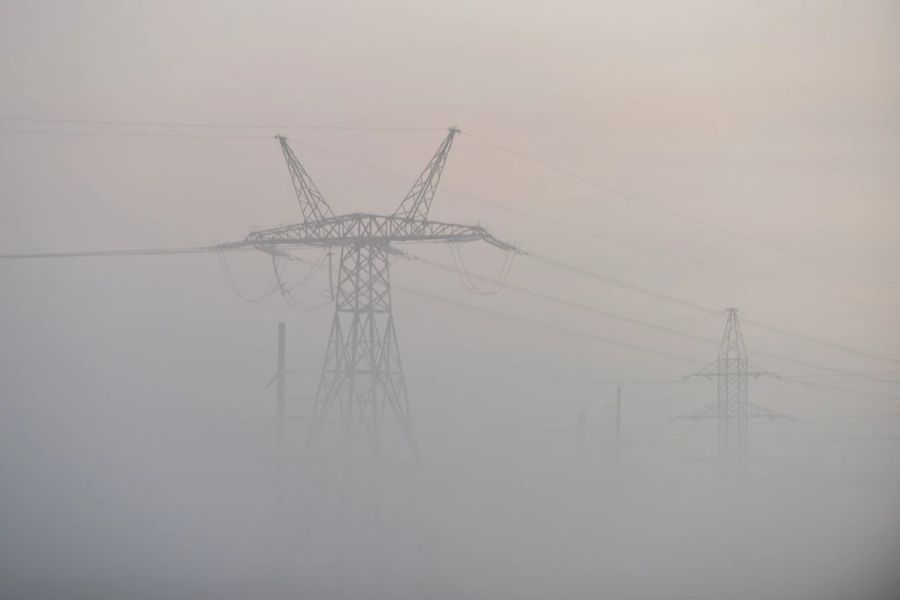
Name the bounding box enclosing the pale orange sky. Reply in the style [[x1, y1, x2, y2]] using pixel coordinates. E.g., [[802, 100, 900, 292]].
[[1, 0, 898, 404]]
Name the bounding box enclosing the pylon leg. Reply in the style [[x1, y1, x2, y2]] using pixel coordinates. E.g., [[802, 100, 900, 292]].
[[310, 243, 416, 457]]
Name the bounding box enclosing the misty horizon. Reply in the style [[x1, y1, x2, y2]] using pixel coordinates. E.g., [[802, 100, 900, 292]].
[[2, 1, 899, 599]]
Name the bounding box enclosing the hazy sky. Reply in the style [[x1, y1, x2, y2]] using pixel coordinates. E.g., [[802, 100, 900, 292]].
[[1, 1, 899, 598]]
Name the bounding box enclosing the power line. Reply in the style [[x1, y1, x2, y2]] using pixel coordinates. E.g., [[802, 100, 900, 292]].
[[0, 116, 444, 131], [523, 251, 722, 315], [407, 250, 900, 386], [0, 245, 252, 259], [523, 251, 900, 369], [5, 243, 895, 386], [407, 253, 719, 346], [740, 318, 900, 365], [393, 284, 706, 364], [462, 132, 791, 245], [395, 285, 900, 402], [3, 118, 887, 291], [2, 242, 898, 400], [412, 254, 900, 385], [286, 137, 900, 317], [288, 138, 723, 267], [582, 379, 686, 385], [2, 127, 896, 380], [784, 371, 900, 380], [280, 136, 900, 320], [6, 123, 896, 320], [0, 128, 272, 139], [461, 131, 900, 289], [407, 249, 900, 387], [802, 413, 900, 422], [778, 378, 900, 401], [3, 241, 897, 386]]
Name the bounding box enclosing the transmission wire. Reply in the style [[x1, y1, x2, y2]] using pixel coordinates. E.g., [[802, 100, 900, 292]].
[[215, 248, 280, 302], [522, 251, 900, 367], [288, 137, 900, 317], [448, 243, 515, 295], [408, 251, 900, 386], [0, 116, 444, 131], [461, 131, 900, 289], [393, 284, 705, 365]]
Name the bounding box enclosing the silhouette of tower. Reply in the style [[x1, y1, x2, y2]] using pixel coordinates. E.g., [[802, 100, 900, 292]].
[[714, 308, 749, 466], [679, 308, 788, 474], [233, 128, 515, 457]]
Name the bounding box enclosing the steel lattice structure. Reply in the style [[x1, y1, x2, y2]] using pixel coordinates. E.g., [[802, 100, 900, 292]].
[[714, 308, 749, 467], [680, 308, 789, 474], [228, 128, 515, 456]]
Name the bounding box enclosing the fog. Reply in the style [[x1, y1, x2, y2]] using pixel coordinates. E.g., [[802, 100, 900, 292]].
[[1, 1, 899, 598]]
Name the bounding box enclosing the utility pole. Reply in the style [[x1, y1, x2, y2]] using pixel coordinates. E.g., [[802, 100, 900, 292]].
[[616, 385, 622, 466], [270, 321, 290, 583], [276, 321, 286, 457], [576, 406, 587, 453]]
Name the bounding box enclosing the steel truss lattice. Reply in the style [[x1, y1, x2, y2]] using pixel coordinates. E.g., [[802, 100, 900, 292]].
[[314, 243, 413, 455], [680, 308, 789, 474], [229, 127, 515, 457]]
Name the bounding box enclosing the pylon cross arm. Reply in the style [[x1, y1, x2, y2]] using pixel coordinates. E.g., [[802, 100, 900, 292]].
[[238, 213, 516, 251], [675, 401, 792, 421]]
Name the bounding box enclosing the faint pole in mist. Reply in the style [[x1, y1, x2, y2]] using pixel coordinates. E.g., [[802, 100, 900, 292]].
[[276, 323, 286, 455], [271, 321, 290, 587], [577, 405, 587, 454], [276, 322, 287, 520], [616, 385, 622, 467]]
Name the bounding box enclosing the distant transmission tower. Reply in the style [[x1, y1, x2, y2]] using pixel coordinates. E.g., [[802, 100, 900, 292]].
[[679, 308, 789, 474], [228, 128, 515, 457]]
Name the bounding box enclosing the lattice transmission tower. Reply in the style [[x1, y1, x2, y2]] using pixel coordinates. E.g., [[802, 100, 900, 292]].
[[678, 308, 789, 474], [226, 128, 515, 457]]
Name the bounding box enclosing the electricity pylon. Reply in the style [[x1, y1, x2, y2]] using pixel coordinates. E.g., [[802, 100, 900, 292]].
[[229, 128, 515, 457], [678, 308, 789, 475]]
